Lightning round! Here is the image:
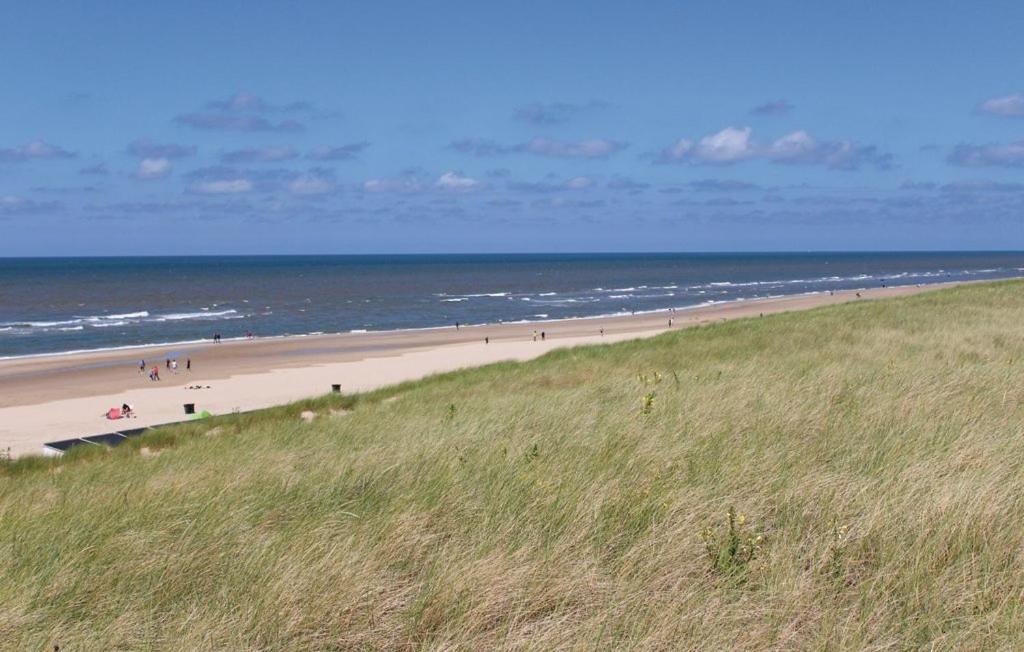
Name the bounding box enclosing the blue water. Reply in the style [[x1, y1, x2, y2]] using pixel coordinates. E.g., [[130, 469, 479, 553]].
[[1, 252, 1022, 358]]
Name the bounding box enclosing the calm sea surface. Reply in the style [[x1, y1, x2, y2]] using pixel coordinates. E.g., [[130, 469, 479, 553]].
[[1, 252, 1022, 358]]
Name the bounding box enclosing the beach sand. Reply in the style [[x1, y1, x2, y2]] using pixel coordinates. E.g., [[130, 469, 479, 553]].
[[0, 284, 953, 457]]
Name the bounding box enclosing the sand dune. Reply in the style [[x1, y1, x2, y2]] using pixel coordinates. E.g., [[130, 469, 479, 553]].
[[0, 284, 955, 457]]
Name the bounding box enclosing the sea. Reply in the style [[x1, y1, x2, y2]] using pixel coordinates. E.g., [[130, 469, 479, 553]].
[[1, 252, 1022, 359]]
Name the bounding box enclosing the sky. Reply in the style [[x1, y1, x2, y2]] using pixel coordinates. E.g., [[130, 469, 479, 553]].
[[1, 0, 1023, 255]]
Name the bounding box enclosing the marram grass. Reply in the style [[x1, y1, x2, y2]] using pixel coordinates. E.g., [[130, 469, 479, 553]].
[[3, 281, 1024, 650]]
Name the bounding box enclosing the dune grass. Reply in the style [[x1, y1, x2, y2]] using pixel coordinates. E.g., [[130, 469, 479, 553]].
[[4, 281, 1024, 649]]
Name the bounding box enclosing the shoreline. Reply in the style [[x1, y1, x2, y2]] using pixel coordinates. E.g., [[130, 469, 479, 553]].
[[0, 276, 1002, 363], [0, 281, 983, 457]]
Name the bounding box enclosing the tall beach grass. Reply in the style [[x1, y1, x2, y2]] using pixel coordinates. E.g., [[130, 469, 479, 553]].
[[3, 281, 1024, 649]]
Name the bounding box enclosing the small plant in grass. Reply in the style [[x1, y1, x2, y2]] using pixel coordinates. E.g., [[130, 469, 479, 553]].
[[700, 506, 763, 575], [637, 371, 664, 386], [525, 443, 539, 461], [640, 392, 656, 415], [823, 520, 851, 583], [444, 403, 456, 422]]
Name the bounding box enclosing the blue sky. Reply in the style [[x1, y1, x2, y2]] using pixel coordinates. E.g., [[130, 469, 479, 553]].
[[1, 1, 1023, 254]]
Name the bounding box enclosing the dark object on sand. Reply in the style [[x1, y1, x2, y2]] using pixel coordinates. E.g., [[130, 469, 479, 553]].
[[331, 384, 341, 393], [183, 403, 196, 415]]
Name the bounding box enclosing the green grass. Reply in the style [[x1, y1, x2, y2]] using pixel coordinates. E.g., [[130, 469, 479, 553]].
[[4, 281, 1024, 649]]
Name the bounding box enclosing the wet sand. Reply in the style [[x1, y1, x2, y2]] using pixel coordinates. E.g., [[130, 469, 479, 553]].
[[0, 284, 956, 457]]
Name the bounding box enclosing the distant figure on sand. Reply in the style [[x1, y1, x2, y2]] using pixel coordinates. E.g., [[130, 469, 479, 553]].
[[150, 366, 160, 381], [532, 330, 537, 341], [186, 358, 191, 372], [485, 337, 489, 344], [668, 318, 672, 327], [214, 333, 221, 343], [541, 331, 546, 341], [165, 358, 170, 370], [455, 321, 460, 330], [139, 359, 145, 373], [171, 359, 178, 373], [122, 403, 133, 419], [600, 328, 604, 336]]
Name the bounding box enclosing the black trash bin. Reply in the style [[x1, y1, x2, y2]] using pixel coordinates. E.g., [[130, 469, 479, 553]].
[[184, 403, 196, 415], [331, 384, 341, 393]]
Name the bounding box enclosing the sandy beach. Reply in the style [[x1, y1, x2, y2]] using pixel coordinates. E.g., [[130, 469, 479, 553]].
[[0, 283, 958, 457]]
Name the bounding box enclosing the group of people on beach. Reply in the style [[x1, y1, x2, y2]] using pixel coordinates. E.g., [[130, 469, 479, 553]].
[[139, 357, 191, 380]]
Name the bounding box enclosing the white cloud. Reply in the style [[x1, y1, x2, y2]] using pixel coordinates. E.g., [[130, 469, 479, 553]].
[[307, 142, 370, 161], [519, 137, 626, 158], [0, 140, 75, 162], [564, 176, 594, 189], [190, 178, 253, 194], [0, 195, 60, 215], [978, 93, 1024, 117], [656, 127, 891, 170], [693, 127, 755, 163], [137, 157, 172, 179], [363, 177, 423, 193], [658, 138, 693, 162], [221, 146, 297, 163], [436, 171, 480, 190], [288, 173, 335, 195], [768, 133, 892, 170], [767, 130, 818, 161], [949, 140, 1024, 167]]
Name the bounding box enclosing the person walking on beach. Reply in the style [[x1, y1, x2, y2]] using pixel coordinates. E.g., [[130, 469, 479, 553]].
[[455, 321, 460, 330], [171, 359, 178, 374], [541, 331, 546, 341], [186, 358, 191, 372], [533, 330, 537, 341], [150, 366, 160, 381], [139, 359, 145, 373], [485, 337, 489, 344]]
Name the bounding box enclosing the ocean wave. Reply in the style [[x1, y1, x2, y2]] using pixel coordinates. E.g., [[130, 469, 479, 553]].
[[0, 319, 83, 328], [441, 298, 468, 303], [153, 309, 240, 321], [102, 311, 149, 320]]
